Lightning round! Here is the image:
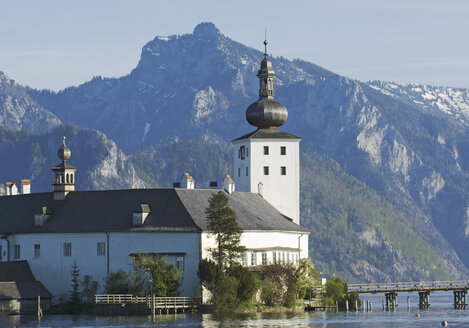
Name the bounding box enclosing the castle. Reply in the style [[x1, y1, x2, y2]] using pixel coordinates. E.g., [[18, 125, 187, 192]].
[[0, 41, 309, 301]]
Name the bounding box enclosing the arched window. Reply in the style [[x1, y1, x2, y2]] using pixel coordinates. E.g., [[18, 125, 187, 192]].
[[70, 174, 74, 184], [66, 174, 69, 184], [56, 174, 59, 183], [60, 174, 64, 183]]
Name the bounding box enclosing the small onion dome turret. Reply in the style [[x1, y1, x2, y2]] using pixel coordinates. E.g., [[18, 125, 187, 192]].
[[245, 39, 288, 128], [58, 136, 71, 161]]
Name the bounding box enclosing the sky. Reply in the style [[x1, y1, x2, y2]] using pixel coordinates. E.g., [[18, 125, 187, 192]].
[[1, 0, 469, 91]]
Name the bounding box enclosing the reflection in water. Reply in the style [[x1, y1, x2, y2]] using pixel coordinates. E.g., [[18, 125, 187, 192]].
[[2, 293, 469, 327]]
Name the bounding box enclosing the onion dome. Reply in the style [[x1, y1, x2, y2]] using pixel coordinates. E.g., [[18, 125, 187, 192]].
[[58, 136, 71, 161], [246, 39, 288, 128]]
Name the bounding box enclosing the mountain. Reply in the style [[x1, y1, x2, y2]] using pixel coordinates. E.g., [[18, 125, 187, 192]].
[[0, 125, 146, 192], [0, 71, 61, 133], [2, 22, 469, 281]]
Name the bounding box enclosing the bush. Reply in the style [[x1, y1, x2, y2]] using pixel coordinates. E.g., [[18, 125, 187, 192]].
[[103, 270, 135, 294], [227, 265, 259, 306], [325, 276, 360, 310], [198, 259, 220, 286], [210, 275, 239, 313], [257, 264, 297, 307]]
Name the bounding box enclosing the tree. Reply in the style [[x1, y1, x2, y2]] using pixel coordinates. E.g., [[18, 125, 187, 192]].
[[132, 253, 182, 297], [103, 270, 136, 294], [205, 191, 245, 268], [325, 276, 360, 310], [69, 261, 82, 305], [258, 264, 297, 307], [81, 275, 99, 304], [295, 258, 321, 299]]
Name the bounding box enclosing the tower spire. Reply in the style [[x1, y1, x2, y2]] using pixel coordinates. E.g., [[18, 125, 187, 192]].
[[245, 39, 288, 129], [52, 136, 76, 200]]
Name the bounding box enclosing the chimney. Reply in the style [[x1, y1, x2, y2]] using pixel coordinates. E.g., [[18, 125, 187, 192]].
[[21, 179, 31, 194], [35, 206, 52, 226], [5, 182, 18, 196], [223, 175, 235, 194], [181, 173, 195, 189], [133, 204, 151, 226]]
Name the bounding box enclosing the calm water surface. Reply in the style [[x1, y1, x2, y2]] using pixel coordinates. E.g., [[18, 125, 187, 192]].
[[2, 292, 469, 327]]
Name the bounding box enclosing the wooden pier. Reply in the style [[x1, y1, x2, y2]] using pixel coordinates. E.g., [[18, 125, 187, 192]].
[[348, 280, 469, 310], [95, 294, 200, 315]]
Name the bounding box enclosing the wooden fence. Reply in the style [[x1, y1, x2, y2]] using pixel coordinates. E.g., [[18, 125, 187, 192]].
[[95, 294, 199, 313]]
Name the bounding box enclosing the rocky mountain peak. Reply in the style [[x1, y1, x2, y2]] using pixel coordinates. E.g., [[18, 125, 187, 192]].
[[193, 22, 221, 39], [0, 71, 15, 86]]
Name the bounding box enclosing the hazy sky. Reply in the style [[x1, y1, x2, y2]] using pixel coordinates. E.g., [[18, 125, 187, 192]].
[[1, 0, 469, 90]]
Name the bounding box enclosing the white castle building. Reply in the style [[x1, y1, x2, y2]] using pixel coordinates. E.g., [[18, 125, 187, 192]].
[[0, 41, 308, 302]]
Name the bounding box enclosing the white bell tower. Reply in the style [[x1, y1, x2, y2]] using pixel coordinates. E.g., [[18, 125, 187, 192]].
[[232, 40, 301, 225]]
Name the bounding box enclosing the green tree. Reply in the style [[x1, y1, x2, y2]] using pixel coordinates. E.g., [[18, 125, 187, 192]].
[[103, 270, 135, 294], [205, 191, 245, 268], [69, 261, 82, 305], [325, 276, 360, 310], [295, 258, 321, 299], [81, 275, 99, 304], [258, 264, 297, 307], [133, 253, 182, 297]]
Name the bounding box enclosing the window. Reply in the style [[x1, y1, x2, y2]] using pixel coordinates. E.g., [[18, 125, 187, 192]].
[[246, 166, 249, 176], [281, 166, 287, 175], [262, 252, 267, 266], [14, 245, 20, 259], [246, 147, 249, 157], [97, 242, 105, 256], [238, 168, 241, 177], [263, 146, 269, 155], [240, 146, 246, 160], [264, 166, 269, 175], [70, 174, 74, 184], [176, 256, 184, 271], [242, 253, 247, 266], [281, 146, 286, 155], [63, 243, 72, 257], [251, 252, 257, 266], [34, 244, 40, 258]]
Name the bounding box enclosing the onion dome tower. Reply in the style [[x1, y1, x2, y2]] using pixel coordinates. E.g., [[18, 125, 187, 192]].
[[52, 136, 77, 200], [246, 40, 288, 129], [232, 39, 301, 225]]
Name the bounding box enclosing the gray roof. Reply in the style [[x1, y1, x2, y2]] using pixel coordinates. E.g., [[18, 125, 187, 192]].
[[0, 261, 36, 282], [176, 189, 307, 232], [0, 281, 53, 300], [0, 188, 307, 234], [0, 261, 54, 299], [232, 128, 301, 141]]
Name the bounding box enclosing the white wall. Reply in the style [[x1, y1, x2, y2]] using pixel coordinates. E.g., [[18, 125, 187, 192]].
[[8, 232, 201, 302], [201, 230, 308, 262], [233, 138, 300, 224]]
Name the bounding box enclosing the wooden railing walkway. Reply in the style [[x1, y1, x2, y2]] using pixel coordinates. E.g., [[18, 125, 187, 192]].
[[95, 294, 200, 313], [347, 280, 469, 294]]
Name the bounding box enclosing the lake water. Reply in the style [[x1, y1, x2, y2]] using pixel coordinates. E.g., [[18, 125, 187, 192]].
[[2, 292, 469, 327]]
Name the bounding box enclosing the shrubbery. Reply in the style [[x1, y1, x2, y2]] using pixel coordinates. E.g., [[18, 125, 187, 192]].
[[325, 276, 360, 310], [104, 254, 181, 296]]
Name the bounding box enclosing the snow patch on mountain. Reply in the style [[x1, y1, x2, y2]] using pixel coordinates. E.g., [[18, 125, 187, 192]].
[[368, 81, 469, 126]]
